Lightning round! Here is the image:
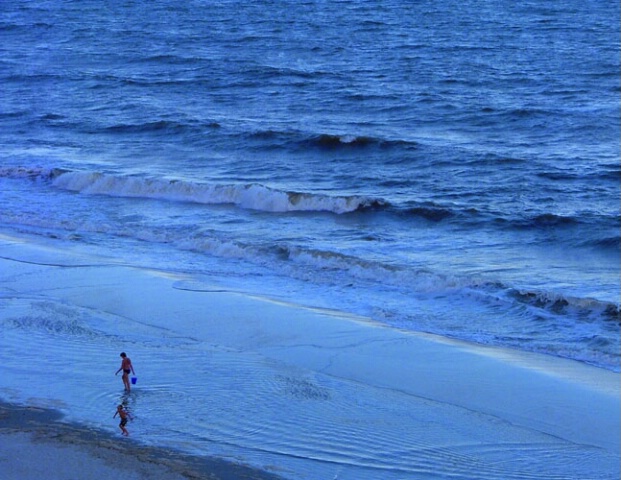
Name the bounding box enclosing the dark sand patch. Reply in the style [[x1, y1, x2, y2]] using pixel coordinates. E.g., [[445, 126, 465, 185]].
[[0, 400, 286, 480]]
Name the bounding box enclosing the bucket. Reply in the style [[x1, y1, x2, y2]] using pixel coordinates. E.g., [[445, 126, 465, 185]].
[[131, 377, 137, 385]]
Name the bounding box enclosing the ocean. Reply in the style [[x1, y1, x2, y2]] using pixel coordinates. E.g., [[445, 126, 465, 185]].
[[0, 0, 619, 477]]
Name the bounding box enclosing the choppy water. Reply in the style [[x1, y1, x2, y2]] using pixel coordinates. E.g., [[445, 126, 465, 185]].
[[2, 0, 618, 370], [1, 0, 620, 473]]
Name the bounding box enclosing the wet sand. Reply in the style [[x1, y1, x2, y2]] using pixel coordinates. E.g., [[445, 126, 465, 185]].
[[0, 401, 284, 480], [1, 233, 619, 479]]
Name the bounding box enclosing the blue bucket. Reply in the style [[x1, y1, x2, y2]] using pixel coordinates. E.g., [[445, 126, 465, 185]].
[[131, 377, 137, 385]]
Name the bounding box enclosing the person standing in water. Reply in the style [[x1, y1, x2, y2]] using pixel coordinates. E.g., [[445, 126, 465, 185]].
[[113, 404, 133, 436], [115, 352, 135, 391]]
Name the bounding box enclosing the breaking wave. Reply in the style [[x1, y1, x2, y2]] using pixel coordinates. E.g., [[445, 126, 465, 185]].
[[0, 167, 386, 214], [278, 244, 619, 323], [507, 288, 620, 323]]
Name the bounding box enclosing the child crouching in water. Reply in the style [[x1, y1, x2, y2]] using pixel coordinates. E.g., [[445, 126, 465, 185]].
[[113, 404, 133, 436]]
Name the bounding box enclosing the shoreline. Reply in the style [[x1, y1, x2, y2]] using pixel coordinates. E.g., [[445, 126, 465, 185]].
[[0, 400, 285, 480], [1, 233, 619, 479]]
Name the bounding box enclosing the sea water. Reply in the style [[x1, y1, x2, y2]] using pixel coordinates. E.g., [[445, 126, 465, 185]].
[[0, 0, 619, 477], [1, 0, 618, 369]]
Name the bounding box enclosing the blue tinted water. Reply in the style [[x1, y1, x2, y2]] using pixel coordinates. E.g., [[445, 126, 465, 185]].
[[1, 1, 620, 478], [0, 1, 619, 371]]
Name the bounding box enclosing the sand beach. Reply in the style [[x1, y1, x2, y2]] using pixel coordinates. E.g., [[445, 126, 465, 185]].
[[0, 401, 284, 479], [0, 233, 619, 479]]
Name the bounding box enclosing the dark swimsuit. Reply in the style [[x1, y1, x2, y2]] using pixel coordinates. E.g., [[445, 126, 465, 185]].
[[123, 369, 131, 374], [120, 417, 128, 427]]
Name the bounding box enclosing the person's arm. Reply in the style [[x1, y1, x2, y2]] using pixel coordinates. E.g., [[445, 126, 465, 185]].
[[115, 366, 122, 375], [113, 411, 118, 418]]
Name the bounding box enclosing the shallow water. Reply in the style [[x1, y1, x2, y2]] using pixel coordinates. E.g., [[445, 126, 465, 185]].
[[0, 237, 618, 479]]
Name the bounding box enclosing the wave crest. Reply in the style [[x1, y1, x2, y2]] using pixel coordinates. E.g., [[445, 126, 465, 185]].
[[304, 133, 416, 150], [0, 166, 67, 180], [47, 169, 385, 214], [508, 289, 620, 323]]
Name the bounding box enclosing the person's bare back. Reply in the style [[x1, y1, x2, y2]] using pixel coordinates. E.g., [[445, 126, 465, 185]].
[[115, 352, 135, 391]]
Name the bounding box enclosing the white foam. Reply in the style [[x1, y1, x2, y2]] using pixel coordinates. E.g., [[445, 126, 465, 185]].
[[51, 170, 381, 214]]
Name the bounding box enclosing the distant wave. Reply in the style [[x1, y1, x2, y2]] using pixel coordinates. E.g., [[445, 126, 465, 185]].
[[537, 166, 621, 182], [402, 205, 456, 222], [580, 236, 621, 251], [525, 213, 580, 227], [101, 119, 220, 134], [492, 211, 592, 230], [2, 167, 385, 215], [245, 129, 419, 151], [302, 133, 417, 150], [397, 204, 618, 241]]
